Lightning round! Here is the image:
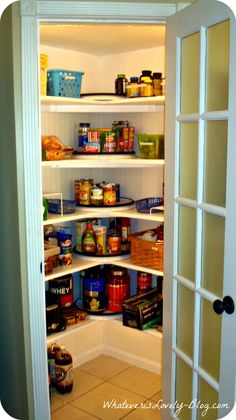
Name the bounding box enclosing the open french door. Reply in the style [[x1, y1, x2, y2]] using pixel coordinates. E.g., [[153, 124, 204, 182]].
[[163, 0, 236, 419]]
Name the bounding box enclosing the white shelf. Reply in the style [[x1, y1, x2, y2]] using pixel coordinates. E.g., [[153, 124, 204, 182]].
[[43, 208, 164, 225], [44, 254, 163, 281], [42, 157, 164, 169], [41, 95, 165, 113]]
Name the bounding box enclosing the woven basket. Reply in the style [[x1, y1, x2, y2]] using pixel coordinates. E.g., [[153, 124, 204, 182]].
[[131, 230, 164, 271]]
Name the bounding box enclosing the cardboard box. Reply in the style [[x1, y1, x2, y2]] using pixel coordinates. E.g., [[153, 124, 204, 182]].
[[122, 288, 162, 330]]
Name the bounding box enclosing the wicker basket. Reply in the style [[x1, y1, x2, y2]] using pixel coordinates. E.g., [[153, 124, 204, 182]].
[[131, 230, 164, 271]]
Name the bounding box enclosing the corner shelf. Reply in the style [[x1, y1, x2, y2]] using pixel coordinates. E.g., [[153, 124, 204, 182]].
[[42, 157, 164, 169], [41, 95, 165, 113]]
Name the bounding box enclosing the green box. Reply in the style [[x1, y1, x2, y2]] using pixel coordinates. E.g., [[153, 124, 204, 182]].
[[137, 134, 164, 159]]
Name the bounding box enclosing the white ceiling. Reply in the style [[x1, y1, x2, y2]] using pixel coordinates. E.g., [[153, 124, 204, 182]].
[[40, 24, 166, 56]]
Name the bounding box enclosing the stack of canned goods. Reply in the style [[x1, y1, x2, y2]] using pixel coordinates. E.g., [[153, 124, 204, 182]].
[[75, 179, 120, 207], [77, 121, 135, 154]]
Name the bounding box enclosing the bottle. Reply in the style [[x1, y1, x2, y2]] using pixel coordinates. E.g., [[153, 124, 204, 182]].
[[153, 72, 162, 96], [126, 77, 140, 97], [139, 77, 153, 97], [82, 220, 97, 254], [139, 70, 153, 83], [78, 123, 90, 149], [108, 267, 130, 312], [137, 272, 152, 295], [108, 218, 121, 255], [115, 74, 128, 96], [121, 217, 131, 253], [83, 267, 107, 312], [48, 343, 61, 385], [161, 76, 166, 95], [54, 345, 73, 394]]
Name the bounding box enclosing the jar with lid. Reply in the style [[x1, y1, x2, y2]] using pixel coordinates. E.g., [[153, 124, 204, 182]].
[[139, 70, 153, 82], [54, 345, 73, 394], [79, 178, 93, 205], [78, 123, 90, 149], [115, 74, 128, 96], [126, 77, 140, 98], [137, 272, 152, 295], [108, 267, 130, 312], [139, 77, 153, 97], [153, 72, 162, 96]]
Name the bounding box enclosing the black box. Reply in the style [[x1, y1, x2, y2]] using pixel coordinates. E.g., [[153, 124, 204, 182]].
[[122, 288, 162, 330]]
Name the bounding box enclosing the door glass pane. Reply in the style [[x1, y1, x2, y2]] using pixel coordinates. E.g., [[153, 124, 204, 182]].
[[197, 378, 219, 420], [199, 298, 222, 382], [206, 20, 230, 112], [178, 205, 196, 282], [204, 121, 228, 207], [181, 32, 200, 114], [175, 357, 193, 420], [179, 122, 198, 200], [202, 212, 225, 297], [176, 283, 194, 359]]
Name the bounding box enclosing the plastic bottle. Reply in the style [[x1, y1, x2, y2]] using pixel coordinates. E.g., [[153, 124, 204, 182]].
[[82, 220, 97, 254], [126, 77, 140, 97], [115, 74, 128, 96], [139, 70, 153, 82], [78, 123, 90, 149], [108, 267, 130, 312], [48, 342, 61, 385], [153, 72, 162, 96], [55, 345, 73, 394]]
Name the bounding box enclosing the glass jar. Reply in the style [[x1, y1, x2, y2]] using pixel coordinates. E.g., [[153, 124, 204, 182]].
[[137, 271, 152, 295], [108, 267, 130, 312]]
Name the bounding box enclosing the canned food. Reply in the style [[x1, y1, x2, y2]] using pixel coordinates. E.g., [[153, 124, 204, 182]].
[[108, 233, 121, 255], [93, 225, 107, 255], [137, 272, 152, 295]]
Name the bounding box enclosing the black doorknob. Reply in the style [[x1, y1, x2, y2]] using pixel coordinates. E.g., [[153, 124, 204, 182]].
[[213, 296, 235, 315]]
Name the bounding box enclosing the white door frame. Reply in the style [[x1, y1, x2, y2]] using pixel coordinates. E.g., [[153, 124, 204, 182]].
[[19, 1, 181, 419]]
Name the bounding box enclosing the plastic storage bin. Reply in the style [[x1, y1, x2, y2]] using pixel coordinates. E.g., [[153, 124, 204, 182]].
[[136, 197, 163, 213], [137, 134, 164, 159], [47, 69, 84, 98]]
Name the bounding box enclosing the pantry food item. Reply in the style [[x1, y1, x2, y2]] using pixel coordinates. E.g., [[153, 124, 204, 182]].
[[108, 267, 130, 312], [62, 307, 87, 325], [153, 72, 162, 96], [79, 179, 93, 205], [93, 225, 107, 255], [126, 77, 140, 97], [83, 268, 107, 312], [82, 220, 97, 254], [49, 274, 73, 308], [55, 345, 73, 393], [115, 74, 128, 96], [123, 288, 162, 330], [103, 183, 116, 205], [91, 186, 103, 206], [56, 231, 73, 266], [78, 122, 90, 149], [137, 272, 152, 295], [42, 135, 73, 160], [75, 220, 87, 252], [48, 343, 61, 385]]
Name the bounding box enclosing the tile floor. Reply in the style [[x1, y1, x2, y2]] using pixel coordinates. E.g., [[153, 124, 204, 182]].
[[51, 355, 162, 419]]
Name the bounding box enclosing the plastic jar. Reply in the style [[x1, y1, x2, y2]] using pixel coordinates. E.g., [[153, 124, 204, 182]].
[[139, 77, 153, 97], [126, 77, 140, 98], [115, 74, 128, 96], [153, 72, 162, 96], [108, 267, 130, 312], [78, 123, 90, 149], [140, 70, 153, 82], [137, 271, 152, 294], [83, 268, 107, 311]]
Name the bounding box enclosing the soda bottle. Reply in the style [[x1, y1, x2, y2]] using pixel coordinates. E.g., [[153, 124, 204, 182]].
[[55, 345, 73, 394], [47, 342, 61, 385]]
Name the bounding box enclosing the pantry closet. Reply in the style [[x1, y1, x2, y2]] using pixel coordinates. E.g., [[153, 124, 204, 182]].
[[1, 1, 236, 419]]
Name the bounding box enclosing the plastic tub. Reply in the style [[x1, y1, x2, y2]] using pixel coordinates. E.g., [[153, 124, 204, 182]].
[[137, 134, 164, 159], [47, 69, 84, 98]]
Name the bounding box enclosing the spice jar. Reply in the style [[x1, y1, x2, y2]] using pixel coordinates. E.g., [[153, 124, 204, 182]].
[[108, 267, 130, 312]]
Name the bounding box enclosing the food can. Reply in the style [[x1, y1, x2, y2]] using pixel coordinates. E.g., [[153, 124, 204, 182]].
[[128, 127, 135, 151], [108, 233, 121, 255], [137, 272, 152, 295], [103, 184, 116, 205], [104, 132, 116, 153], [91, 187, 103, 206], [79, 179, 93, 205], [93, 225, 107, 255], [56, 231, 73, 266], [122, 127, 129, 151]]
